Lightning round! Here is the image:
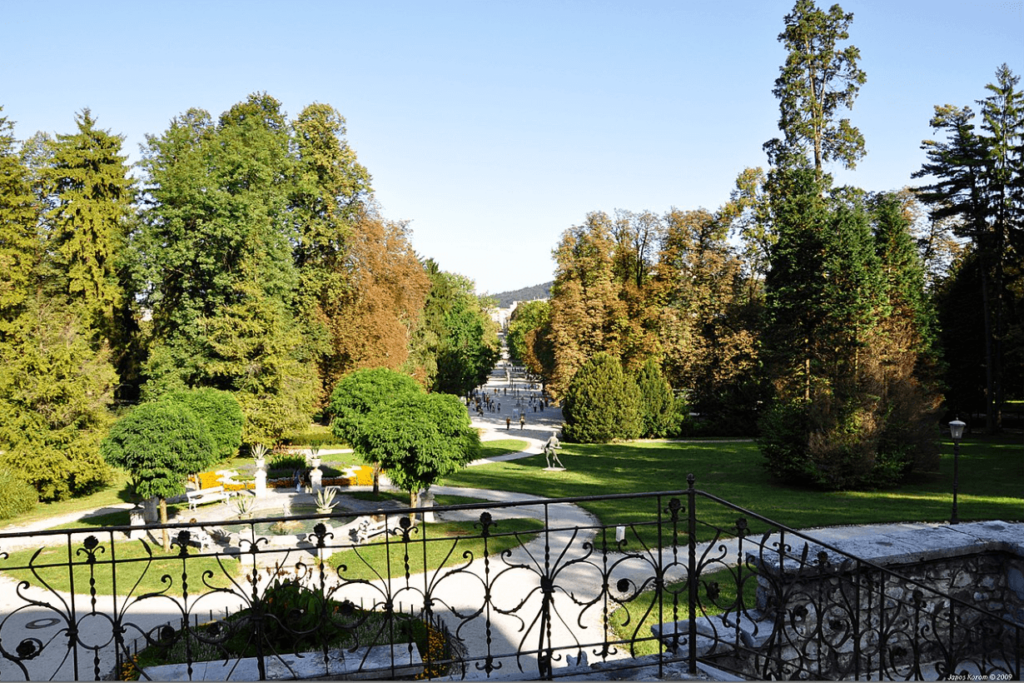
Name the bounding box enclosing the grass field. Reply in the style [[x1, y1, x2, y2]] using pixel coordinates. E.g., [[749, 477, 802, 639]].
[[1, 516, 543, 594], [324, 518, 543, 581], [445, 433, 1023, 541]]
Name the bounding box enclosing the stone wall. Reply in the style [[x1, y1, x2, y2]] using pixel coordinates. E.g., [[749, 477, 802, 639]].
[[717, 521, 1024, 680]]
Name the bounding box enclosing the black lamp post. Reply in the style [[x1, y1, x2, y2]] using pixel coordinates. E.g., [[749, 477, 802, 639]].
[[949, 418, 966, 525]]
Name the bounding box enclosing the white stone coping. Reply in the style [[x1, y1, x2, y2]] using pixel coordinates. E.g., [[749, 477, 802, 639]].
[[748, 520, 1024, 575], [142, 642, 422, 681]]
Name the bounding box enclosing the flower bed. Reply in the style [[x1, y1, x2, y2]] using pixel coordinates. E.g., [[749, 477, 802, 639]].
[[195, 465, 376, 491]]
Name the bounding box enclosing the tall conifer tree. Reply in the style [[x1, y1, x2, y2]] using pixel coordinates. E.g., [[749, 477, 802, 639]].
[[43, 110, 133, 343], [0, 109, 39, 340]]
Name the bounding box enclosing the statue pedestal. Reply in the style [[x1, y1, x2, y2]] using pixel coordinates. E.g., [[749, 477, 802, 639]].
[[310, 468, 323, 492], [129, 506, 146, 539], [143, 497, 159, 523], [254, 469, 267, 498], [419, 490, 435, 523], [543, 467, 566, 472]]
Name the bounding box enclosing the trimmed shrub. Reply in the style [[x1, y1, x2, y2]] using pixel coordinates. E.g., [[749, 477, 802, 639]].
[[0, 469, 37, 520], [635, 358, 677, 438], [562, 353, 642, 443], [329, 368, 423, 444], [355, 392, 480, 497], [162, 388, 244, 462], [101, 402, 217, 501]]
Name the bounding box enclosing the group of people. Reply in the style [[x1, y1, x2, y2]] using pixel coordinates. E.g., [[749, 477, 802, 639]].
[[466, 378, 550, 428], [467, 360, 567, 469]]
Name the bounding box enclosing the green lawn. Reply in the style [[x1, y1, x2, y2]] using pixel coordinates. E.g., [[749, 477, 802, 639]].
[[1, 538, 242, 595], [445, 433, 1023, 543], [477, 439, 528, 458], [0, 469, 138, 529], [323, 518, 543, 581]]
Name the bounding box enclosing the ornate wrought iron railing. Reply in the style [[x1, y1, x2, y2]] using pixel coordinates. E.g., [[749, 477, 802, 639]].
[[0, 477, 1019, 681]]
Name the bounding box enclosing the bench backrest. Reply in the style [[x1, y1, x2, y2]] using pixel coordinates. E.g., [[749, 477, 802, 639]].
[[189, 486, 224, 496]]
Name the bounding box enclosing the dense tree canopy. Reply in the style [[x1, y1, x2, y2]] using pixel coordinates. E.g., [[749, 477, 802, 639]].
[[0, 298, 116, 500], [405, 261, 499, 395], [162, 388, 244, 462], [0, 2, 1015, 501], [329, 368, 424, 445], [914, 65, 1023, 432]]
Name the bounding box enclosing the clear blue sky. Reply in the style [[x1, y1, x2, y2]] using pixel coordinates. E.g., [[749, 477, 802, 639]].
[[2, 1, 1020, 294]]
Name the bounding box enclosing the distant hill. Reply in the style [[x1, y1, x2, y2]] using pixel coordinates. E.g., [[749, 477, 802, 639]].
[[487, 282, 552, 308]]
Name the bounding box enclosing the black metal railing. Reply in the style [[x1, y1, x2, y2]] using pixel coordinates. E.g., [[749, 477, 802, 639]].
[[0, 477, 1019, 681]]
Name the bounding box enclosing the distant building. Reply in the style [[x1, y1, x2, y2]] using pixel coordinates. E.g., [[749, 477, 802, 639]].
[[490, 298, 547, 331]]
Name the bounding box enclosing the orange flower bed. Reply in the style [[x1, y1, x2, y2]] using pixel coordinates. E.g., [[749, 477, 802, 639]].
[[194, 465, 376, 492]]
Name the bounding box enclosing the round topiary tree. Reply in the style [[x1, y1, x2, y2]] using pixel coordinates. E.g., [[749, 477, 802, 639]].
[[562, 353, 642, 443], [329, 368, 424, 493], [162, 388, 244, 462], [355, 392, 480, 514], [635, 358, 677, 438], [101, 402, 217, 550], [329, 368, 424, 444]]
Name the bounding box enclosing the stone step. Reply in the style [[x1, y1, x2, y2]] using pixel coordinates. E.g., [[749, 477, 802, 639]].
[[652, 610, 773, 653]]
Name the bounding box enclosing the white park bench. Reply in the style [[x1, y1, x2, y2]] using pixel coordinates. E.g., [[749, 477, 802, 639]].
[[186, 486, 235, 511]]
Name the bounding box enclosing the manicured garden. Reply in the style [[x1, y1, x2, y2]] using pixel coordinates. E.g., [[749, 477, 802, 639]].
[[445, 433, 1023, 542]]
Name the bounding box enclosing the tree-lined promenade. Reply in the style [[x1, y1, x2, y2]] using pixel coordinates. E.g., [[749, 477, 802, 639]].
[[0, 0, 1019, 523]]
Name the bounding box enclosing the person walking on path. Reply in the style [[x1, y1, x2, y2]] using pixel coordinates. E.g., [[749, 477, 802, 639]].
[[519, 413, 526, 430], [506, 416, 511, 430]]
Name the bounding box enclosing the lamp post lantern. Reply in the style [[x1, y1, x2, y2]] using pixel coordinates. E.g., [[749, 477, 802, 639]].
[[949, 418, 966, 525]]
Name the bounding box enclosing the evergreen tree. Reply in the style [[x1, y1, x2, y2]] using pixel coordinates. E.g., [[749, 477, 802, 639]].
[[0, 296, 115, 500], [763, 0, 867, 174], [0, 109, 39, 341], [562, 352, 641, 443], [43, 110, 133, 343], [203, 277, 317, 445], [634, 358, 676, 438], [138, 94, 316, 438], [866, 193, 942, 480], [914, 66, 1024, 431]]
